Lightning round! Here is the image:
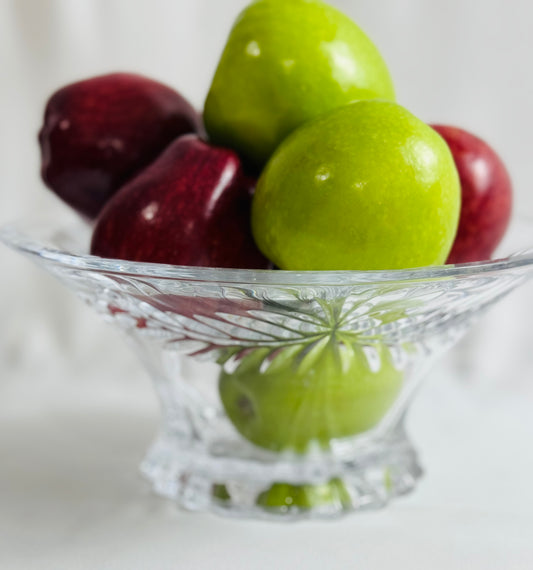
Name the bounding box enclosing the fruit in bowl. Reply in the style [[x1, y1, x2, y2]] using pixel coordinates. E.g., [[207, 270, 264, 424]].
[[256, 478, 351, 510], [252, 100, 461, 270], [204, 0, 395, 169], [39, 73, 202, 219], [431, 125, 513, 264], [219, 339, 403, 453], [19, 0, 527, 520], [91, 134, 270, 269]]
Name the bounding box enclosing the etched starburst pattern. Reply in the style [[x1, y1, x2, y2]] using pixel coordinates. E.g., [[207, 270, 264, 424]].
[[40, 261, 527, 371], [3, 219, 532, 372]]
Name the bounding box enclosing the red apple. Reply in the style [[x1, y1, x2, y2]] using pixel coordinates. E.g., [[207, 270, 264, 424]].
[[39, 73, 203, 219], [431, 125, 512, 264], [108, 296, 263, 332], [137, 294, 263, 319], [90, 134, 271, 269]]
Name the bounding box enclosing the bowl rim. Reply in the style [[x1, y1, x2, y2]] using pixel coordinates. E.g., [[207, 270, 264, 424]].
[[2, 217, 533, 286]]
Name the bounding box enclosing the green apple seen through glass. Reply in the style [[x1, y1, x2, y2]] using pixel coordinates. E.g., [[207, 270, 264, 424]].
[[219, 337, 403, 453]]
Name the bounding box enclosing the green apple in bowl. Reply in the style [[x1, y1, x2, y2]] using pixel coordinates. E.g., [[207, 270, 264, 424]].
[[252, 100, 461, 270], [256, 478, 351, 511], [219, 337, 403, 453], [204, 0, 395, 169]]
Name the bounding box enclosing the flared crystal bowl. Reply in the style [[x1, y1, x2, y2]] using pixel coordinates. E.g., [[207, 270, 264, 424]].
[[2, 218, 533, 521]]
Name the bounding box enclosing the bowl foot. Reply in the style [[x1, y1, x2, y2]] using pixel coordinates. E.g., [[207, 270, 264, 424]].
[[140, 426, 423, 520]]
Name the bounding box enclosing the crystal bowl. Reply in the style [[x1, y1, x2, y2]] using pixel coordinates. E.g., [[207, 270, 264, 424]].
[[2, 218, 533, 520]]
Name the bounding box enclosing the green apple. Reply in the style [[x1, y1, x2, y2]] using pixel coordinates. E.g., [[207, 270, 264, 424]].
[[204, 0, 395, 169], [252, 100, 461, 270], [219, 337, 403, 453], [256, 478, 351, 511]]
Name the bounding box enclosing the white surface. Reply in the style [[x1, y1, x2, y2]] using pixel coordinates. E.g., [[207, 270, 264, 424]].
[[2, 0, 533, 567]]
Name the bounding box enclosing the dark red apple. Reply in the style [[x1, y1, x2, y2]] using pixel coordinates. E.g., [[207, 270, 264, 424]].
[[137, 294, 263, 319], [108, 296, 263, 332], [39, 73, 203, 219], [90, 134, 271, 269], [432, 125, 512, 264]]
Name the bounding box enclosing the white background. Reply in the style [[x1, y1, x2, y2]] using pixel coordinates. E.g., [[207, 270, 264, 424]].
[[1, 1, 533, 568]]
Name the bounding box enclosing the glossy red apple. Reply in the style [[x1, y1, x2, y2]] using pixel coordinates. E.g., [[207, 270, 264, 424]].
[[39, 73, 202, 219], [90, 134, 271, 269], [432, 125, 512, 264]]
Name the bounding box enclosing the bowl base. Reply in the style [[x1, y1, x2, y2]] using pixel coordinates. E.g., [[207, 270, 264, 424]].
[[140, 426, 423, 520]]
